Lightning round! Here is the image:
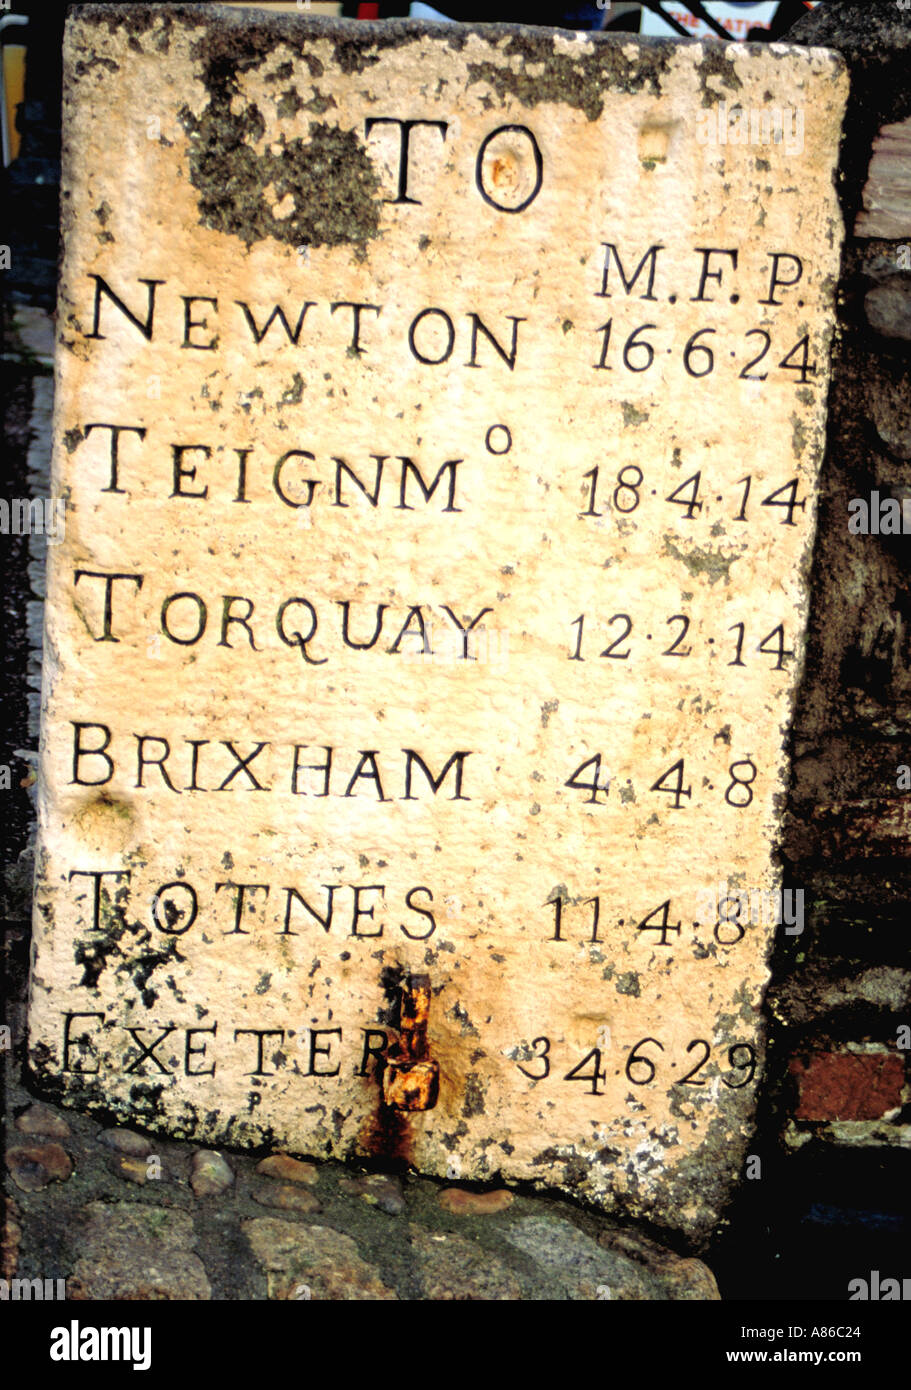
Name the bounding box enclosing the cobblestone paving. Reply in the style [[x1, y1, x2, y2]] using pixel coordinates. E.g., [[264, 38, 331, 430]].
[[3, 1074, 720, 1301]]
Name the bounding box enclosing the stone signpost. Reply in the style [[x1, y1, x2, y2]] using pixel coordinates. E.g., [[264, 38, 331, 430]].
[[28, 4, 847, 1239]]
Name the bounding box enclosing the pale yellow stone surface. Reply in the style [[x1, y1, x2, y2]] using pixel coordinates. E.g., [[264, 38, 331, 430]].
[[29, 6, 847, 1237]]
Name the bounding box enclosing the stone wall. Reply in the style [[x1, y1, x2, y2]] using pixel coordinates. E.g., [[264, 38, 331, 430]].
[[709, 0, 911, 1299]]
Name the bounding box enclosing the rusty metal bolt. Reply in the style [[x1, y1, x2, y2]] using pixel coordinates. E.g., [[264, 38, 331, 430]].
[[382, 974, 440, 1111]]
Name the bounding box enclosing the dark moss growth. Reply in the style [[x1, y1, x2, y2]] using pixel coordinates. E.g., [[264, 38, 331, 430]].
[[276, 87, 303, 119], [696, 44, 744, 107], [73, 56, 120, 77], [178, 105, 382, 251], [304, 90, 337, 116], [266, 60, 294, 84], [462, 1073, 486, 1119], [71, 3, 176, 52], [662, 536, 739, 585], [176, 22, 383, 250], [466, 33, 676, 120], [615, 970, 641, 997]]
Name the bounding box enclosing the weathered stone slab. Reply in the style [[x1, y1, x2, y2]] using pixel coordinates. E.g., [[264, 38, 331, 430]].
[[29, 5, 847, 1239]]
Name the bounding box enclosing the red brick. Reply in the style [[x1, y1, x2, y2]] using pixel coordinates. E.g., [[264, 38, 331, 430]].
[[789, 1051, 905, 1121]]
